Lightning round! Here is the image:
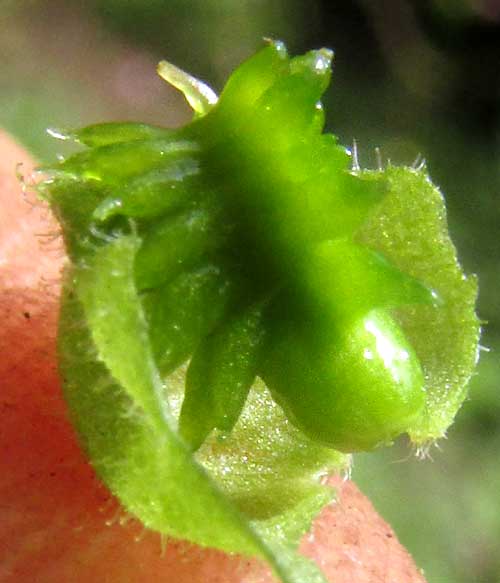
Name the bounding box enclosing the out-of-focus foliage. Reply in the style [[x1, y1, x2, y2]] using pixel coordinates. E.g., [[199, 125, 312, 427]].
[[1, 2, 499, 582]]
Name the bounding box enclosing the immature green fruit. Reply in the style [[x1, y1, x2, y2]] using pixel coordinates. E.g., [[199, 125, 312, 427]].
[[41, 40, 480, 583], [262, 309, 425, 452]]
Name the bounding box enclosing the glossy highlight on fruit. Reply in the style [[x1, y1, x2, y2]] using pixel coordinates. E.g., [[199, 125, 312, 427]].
[[40, 40, 480, 583]]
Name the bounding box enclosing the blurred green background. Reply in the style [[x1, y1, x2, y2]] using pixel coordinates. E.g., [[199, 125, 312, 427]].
[[2, 1, 499, 581]]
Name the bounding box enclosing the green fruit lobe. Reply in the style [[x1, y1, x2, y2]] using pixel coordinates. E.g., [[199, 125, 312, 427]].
[[263, 309, 425, 452]]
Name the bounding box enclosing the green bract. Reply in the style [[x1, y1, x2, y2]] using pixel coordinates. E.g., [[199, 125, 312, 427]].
[[41, 41, 479, 583]]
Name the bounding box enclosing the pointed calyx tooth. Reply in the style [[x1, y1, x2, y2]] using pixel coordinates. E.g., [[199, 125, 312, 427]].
[[157, 60, 218, 115]]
